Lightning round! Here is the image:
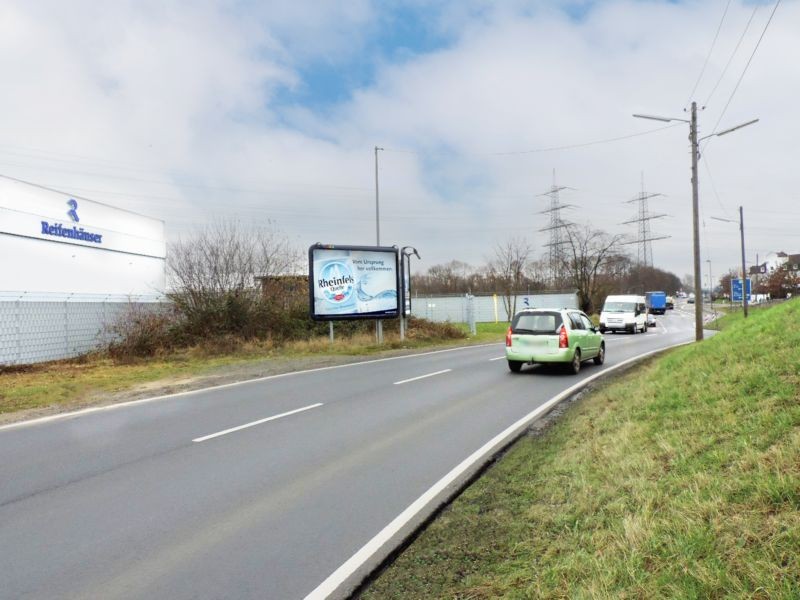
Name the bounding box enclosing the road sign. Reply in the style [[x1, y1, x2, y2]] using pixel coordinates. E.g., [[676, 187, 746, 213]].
[[731, 278, 751, 302]]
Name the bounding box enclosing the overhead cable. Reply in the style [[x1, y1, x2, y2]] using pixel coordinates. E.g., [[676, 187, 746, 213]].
[[705, 0, 782, 147], [703, 4, 760, 107], [685, 0, 733, 108]]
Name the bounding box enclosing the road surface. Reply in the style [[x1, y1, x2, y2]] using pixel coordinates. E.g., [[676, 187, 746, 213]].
[[0, 306, 699, 599]]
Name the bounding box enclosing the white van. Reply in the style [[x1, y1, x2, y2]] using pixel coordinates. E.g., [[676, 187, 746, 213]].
[[599, 295, 648, 334]]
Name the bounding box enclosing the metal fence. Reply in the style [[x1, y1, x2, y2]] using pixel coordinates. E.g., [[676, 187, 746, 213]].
[[0, 292, 168, 366], [410, 292, 579, 324]]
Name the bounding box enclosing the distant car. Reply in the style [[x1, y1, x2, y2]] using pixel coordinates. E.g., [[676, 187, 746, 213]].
[[647, 311, 657, 328], [506, 308, 605, 375], [666, 296, 675, 309], [687, 296, 695, 304]]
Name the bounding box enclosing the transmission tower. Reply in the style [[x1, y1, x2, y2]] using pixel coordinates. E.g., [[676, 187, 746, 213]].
[[538, 171, 576, 285], [621, 174, 670, 267]]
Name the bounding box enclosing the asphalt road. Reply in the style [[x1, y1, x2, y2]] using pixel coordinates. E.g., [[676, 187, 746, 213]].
[[0, 306, 699, 599]]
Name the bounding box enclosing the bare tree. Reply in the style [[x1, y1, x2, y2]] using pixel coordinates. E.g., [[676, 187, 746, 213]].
[[168, 219, 301, 334], [559, 224, 626, 313], [488, 237, 532, 320], [169, 219, 300, 298]]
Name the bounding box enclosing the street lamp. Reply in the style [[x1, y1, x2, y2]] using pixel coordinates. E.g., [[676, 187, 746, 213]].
[[633, 104, 757, 340], [374, 146, 384, 343], [400, 246, 421, 341], [711, 206, 749, 317]]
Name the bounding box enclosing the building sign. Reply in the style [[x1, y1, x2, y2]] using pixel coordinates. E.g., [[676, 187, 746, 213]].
[[309, 244, 399, 321], [41, 200, 104, 244], [0, 177, 165, 258]]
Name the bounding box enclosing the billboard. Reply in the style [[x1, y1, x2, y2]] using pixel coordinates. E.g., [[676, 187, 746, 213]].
[[309, 244, 400, 321]]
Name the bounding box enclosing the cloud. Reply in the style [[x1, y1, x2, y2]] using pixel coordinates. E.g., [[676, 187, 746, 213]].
[[0, 0, 796, 282]]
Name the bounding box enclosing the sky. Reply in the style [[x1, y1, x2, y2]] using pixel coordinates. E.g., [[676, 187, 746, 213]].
[[0, 0, 795, 284]]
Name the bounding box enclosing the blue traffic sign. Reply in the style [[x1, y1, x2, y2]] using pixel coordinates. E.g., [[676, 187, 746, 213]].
[[731, 278, 751, 302]]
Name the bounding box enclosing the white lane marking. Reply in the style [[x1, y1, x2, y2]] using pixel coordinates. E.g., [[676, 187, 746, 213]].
[[304, 339, 695, 600], [0, 343, 501, 432], [393, 369, 452, 385], [192, 403, 323, 443], [489, 356, 506, 361]]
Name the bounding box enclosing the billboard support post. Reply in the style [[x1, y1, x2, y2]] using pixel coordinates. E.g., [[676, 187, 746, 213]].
[[329, 321, 334, 344]]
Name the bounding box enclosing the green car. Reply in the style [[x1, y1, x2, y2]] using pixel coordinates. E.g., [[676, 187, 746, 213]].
[[505, 308, 605, 374]]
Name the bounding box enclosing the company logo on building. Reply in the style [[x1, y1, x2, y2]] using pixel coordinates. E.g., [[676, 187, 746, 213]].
[[40, 199, 103, 244], [319, 261, 355, 304], [67, 199, 80, 222]]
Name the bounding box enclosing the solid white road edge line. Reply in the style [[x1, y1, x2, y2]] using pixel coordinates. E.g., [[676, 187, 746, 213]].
[[489, 356, 506, 361], [393, 369, 452, 385], [192, 403, 323, 443], [304, 340, 693, 600], [0, 343, 501, 432]]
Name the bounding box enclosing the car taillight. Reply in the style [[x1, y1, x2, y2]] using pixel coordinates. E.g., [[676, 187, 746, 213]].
[[506, 326, 513, 347], [558, 324, 568, 349]]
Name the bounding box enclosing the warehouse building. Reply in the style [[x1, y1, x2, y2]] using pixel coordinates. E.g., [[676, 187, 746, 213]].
[[0, 175, 166, 365]]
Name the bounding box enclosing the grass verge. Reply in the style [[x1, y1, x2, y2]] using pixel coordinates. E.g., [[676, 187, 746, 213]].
[[0, 321, 505, 420], [361, 300, 800, 598]]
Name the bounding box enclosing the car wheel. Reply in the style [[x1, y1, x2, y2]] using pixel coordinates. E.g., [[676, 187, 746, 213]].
[[593, 343, 605, 365], [508, 360, 522, 373], [569, 349, 581, 374]]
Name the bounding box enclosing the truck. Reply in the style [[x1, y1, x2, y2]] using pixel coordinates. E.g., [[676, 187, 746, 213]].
[[645, 291, 667, 315]]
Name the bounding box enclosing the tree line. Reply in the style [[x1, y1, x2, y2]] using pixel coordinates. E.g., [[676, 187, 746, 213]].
[[412, 225, 682, 314]]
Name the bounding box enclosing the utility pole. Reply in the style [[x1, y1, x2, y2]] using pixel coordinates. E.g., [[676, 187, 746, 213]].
[[621, 173, 669, 267], [690, 101, 703, 341], [375, 146, 384, 344], [711, 206, 750, 318], [633, 105, 757, 343], [740, 205, 749, 318]]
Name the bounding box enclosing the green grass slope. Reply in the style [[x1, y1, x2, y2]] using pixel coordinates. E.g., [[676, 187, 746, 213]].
[[362, 300, 800, 599]]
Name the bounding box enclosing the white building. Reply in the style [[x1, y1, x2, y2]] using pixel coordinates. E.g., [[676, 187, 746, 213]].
[[0, 175, 166, 295]]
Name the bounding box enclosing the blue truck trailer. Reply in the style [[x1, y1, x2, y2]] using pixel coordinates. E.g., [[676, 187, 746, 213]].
[[645, 291, 667, 315]]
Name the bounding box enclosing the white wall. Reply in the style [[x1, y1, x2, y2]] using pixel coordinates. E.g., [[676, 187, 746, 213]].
[[0, 176, 165, 295]]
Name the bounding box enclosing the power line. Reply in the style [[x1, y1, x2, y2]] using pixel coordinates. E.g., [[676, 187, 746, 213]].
[[706, 0, 782, 144], [382, 122, 682, 157], [703, 4, 760, 107], [700, 152, 731, 217], [685, 0, 732, 108]]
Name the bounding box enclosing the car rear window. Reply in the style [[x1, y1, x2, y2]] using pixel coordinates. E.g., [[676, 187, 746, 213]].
[[512, 312, 563, 334]]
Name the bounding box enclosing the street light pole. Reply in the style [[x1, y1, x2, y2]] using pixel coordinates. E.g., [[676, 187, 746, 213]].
[[632, 109, 757, 342], [374, 146, 384, 344], [689, 102, 703, 341], [711, 206, 749, 318], [400, 246, 421, 342], [739, 205, 749, 318]]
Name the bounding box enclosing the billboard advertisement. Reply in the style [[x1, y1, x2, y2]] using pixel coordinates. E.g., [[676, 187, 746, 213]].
[[309, 244, 400, 321]]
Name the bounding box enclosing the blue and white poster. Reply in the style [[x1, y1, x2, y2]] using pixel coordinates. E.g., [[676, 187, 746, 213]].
[[309, 245, 400, 320]]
